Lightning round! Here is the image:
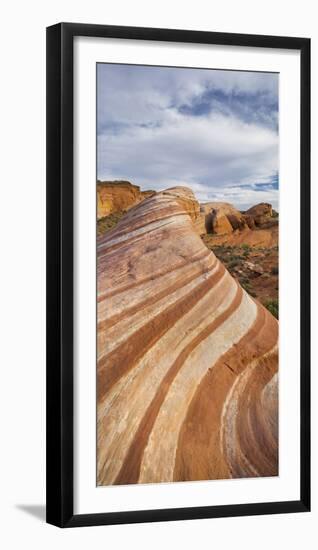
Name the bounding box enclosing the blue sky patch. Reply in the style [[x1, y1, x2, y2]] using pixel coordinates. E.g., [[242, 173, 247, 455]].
[[97, 63, 279, 209]]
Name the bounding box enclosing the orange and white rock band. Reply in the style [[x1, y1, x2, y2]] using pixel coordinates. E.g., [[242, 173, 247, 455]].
[[97, 185, 278, 486]]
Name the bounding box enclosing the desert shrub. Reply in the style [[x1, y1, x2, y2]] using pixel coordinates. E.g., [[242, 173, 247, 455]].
[[241, 243, 250, 251], [214, 245, 226, 253], [227, 257, 241, 269], [271, 266, 279, 275], [97, 212, 123, 235], [240, 280, 251, 291], [265, 299, 279, 319]]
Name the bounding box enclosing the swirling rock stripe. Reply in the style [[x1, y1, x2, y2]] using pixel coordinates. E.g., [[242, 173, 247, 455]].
[[97, 187, 278, 485]]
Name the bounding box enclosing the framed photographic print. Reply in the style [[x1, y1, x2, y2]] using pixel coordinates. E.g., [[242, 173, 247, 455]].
[[46, 23, 310, 527]]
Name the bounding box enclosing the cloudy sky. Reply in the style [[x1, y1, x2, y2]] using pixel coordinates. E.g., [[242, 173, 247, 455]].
[[97, 63, 279, 210]]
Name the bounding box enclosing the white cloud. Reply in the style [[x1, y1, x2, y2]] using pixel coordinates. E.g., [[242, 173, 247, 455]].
[[200, 185, 279, 210], [97, 64, 279, 209]]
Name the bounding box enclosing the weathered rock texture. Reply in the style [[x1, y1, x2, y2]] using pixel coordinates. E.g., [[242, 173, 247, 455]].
[[200, 202, 247, 235], [245, 202, 273, 224], [97, 187, 278, 485], [205, 225, 278, 248], [198, 201, 278, 248], [97, 180, 155, 219], [242, 213, 256, 229]]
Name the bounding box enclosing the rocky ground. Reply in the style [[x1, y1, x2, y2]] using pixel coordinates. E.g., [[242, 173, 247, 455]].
[[201, 237, 279, 319], [198, 199, 279, 318]]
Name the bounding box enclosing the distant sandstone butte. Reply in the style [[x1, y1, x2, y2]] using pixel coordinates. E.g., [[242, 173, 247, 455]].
[[200, 202, 247, 234], [97, 186, 278, 485], [198, 201, 278, 247], [97, 180, 156, 219], [245, 202, 275, 227]]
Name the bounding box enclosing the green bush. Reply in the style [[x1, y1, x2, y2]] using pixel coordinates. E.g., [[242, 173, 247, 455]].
[[241, 280, 251, 291], [97, 212, 123, 235]]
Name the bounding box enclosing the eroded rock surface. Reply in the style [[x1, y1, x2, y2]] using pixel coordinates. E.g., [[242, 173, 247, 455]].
[[97, 180, 156, 219], [245, 202, 278, 228], [97, 187, 278, 485], [200, 202, 247, 235]]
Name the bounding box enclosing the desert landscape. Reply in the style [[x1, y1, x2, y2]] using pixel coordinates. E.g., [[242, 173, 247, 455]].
[[97, 181, 278, 485]]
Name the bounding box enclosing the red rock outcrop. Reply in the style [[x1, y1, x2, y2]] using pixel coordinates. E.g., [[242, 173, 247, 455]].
[[242, 213, 256, 229], [97, 187, 278, 485], [245, 202, 275, 227], [97, 180, 156, 219], [205, 225, 278, 248], [201, 202, 247, 235]]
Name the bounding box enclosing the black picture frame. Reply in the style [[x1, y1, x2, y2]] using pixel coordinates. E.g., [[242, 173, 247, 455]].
[[46, 22, 311, 528]]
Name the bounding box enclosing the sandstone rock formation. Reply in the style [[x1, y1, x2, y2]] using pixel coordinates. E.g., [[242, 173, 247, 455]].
[[97, 187, 278, 485], [198, 200, 278, 248], [245, 202, 276, 227], [97, 180, 155, 219], [200, 202, 247, 235], [193, 214, 207, 235], [141, 190, 157, 200], [205, 225, 278, 248], [242, 213, 256, 230]]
